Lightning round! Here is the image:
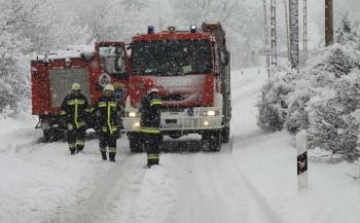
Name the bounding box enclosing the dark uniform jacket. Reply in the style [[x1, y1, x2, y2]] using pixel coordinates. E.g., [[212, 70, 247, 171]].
[[140, 92, 163, 133], [60, 93, 89, 127], [92, 95, 123, 134]]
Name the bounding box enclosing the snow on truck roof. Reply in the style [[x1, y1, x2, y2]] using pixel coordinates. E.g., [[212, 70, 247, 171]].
[[31, 44, 94, 61], [132, 31, 213, 41]]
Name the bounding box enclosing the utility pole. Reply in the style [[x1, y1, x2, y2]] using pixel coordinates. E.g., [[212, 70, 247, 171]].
[[289, 0, 299, 70], [270, 0, 278, 68], [303, 0, 308, 64], [283, 0, 291, 62], [325, 0, 334, 46], [263, 0, 271, 77]]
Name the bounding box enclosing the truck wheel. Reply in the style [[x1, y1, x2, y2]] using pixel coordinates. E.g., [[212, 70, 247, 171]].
[[221, 126, 230, 143], [128, 133, 143, 153], [203, 131, 221, 151], [43, 128, 57, 142], [42, 129, 51, 142]]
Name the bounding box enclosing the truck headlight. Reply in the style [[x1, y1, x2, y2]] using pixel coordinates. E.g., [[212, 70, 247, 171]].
[[133, 122, 140, 128], [128, 111, 137, 117], [207, 110, 216, 116], [201, 110, 219, 116]]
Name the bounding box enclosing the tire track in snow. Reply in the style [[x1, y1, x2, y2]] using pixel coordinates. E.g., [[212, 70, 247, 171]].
[[227, 142, 284, 223], [72, 153, 146, 223], [162, 145, 273, 223], [44, 151, 147, 223]]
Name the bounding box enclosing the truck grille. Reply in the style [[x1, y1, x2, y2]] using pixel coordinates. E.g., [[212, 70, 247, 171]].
[[49, 67, 89, 108]]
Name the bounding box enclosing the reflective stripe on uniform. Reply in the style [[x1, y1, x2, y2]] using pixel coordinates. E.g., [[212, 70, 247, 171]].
[[100, 147, 106, 152], [68, 143, 76, 148], [60, 110, 66, 115], [101, 126, 117, 133], [77, 121, 86, 127], [107, 102, 113, 134], [108, 147, 116, 152], [150, 98, 163, 106], [98, 102, 106, 107], [74, 99, 79, 128], [76, 140, 84, 146], [67, 100, 75, 105], [139, 126, 160, 134], [147, 153, 159, 160], [67, 99, 85, 105], [107, 102, 118, 134]]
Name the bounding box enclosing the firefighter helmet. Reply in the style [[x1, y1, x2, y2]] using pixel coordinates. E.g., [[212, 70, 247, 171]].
[[147, 87, 159, 94], [144, 79, 158, 94], [144, 79, 155, 89], [104, 84, 114, 92], [71, 83, 81, 91]]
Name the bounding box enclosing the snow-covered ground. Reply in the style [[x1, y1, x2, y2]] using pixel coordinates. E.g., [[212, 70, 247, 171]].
[[1, 68, 360, 223]]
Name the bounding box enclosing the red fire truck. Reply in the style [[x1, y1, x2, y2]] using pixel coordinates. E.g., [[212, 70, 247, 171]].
[[31, 42, 129, 141], [123, 23, 231, 151]]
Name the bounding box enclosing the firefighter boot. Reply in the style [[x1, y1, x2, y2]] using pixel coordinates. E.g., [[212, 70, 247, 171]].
[[147, 154, 159, 167], [70, 148, 76, 155], [109, 152, 116, 162], [76, 146, 84, 154], [101, 151, 107, 161]]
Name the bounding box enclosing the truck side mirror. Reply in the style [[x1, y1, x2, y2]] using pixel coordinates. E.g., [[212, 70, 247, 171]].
[[221, 50, 230, 66]]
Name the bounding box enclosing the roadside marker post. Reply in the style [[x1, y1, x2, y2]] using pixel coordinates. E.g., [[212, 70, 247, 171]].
[[296, 130, 308, 191]]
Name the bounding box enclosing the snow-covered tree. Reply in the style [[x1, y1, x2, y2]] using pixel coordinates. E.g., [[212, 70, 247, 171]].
[[259, 14, 360, 159], [0, 0, 34, 111], [24, 0, 90, 53], [307, 72, 360, 159], [256, 71, 292, 132]]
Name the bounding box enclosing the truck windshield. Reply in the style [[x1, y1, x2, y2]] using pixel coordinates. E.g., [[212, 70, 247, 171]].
[[131, 39, 211, 75]]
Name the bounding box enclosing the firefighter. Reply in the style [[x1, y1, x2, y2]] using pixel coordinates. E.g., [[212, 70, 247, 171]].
[[92, 84, 122, 162], [140, 79, 163, 168], [60, 83, 89, 155]]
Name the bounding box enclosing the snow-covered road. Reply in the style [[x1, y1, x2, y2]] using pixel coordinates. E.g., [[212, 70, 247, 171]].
[[2, 68, 360, 223]]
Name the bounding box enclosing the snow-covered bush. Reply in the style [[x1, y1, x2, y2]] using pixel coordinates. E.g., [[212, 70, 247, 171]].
[[307, 71, 360, 159], [284, 79, 312, 133], [256, 71, 292, 132], [258, 15, 360, 159]]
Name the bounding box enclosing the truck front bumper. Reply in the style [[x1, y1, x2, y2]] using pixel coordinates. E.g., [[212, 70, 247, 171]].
[[122, 107, 223, 132]]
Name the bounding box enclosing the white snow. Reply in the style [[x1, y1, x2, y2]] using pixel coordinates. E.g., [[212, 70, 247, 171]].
[[31, 44, 94, 61], [1, 68, 360, 223]]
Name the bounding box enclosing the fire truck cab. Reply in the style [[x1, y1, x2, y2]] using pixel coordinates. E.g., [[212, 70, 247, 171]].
[[123, 23, 231, 151], [31, 42, 129, 141]]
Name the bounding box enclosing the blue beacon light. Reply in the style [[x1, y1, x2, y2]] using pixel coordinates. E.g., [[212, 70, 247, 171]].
[[148, 26, 154, 34], [190, 25, 197, 33]]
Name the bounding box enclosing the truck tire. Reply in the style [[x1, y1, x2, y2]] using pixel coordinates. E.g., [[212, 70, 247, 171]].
[[43, 128, 61, 142], [221, 126, 230, 143], [128, 133, 143, 153], [42, 129, 51, 142], [203, 131, 221, 152]]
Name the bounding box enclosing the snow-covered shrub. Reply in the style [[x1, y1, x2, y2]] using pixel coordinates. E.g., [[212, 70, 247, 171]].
[[284, 80, 312, 133], [284, 64, 339, 134], [259, 15, 360, 160], [336, 14, 360, 50], [307, 72, 360, 159], [256, 71, 292, 132]]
